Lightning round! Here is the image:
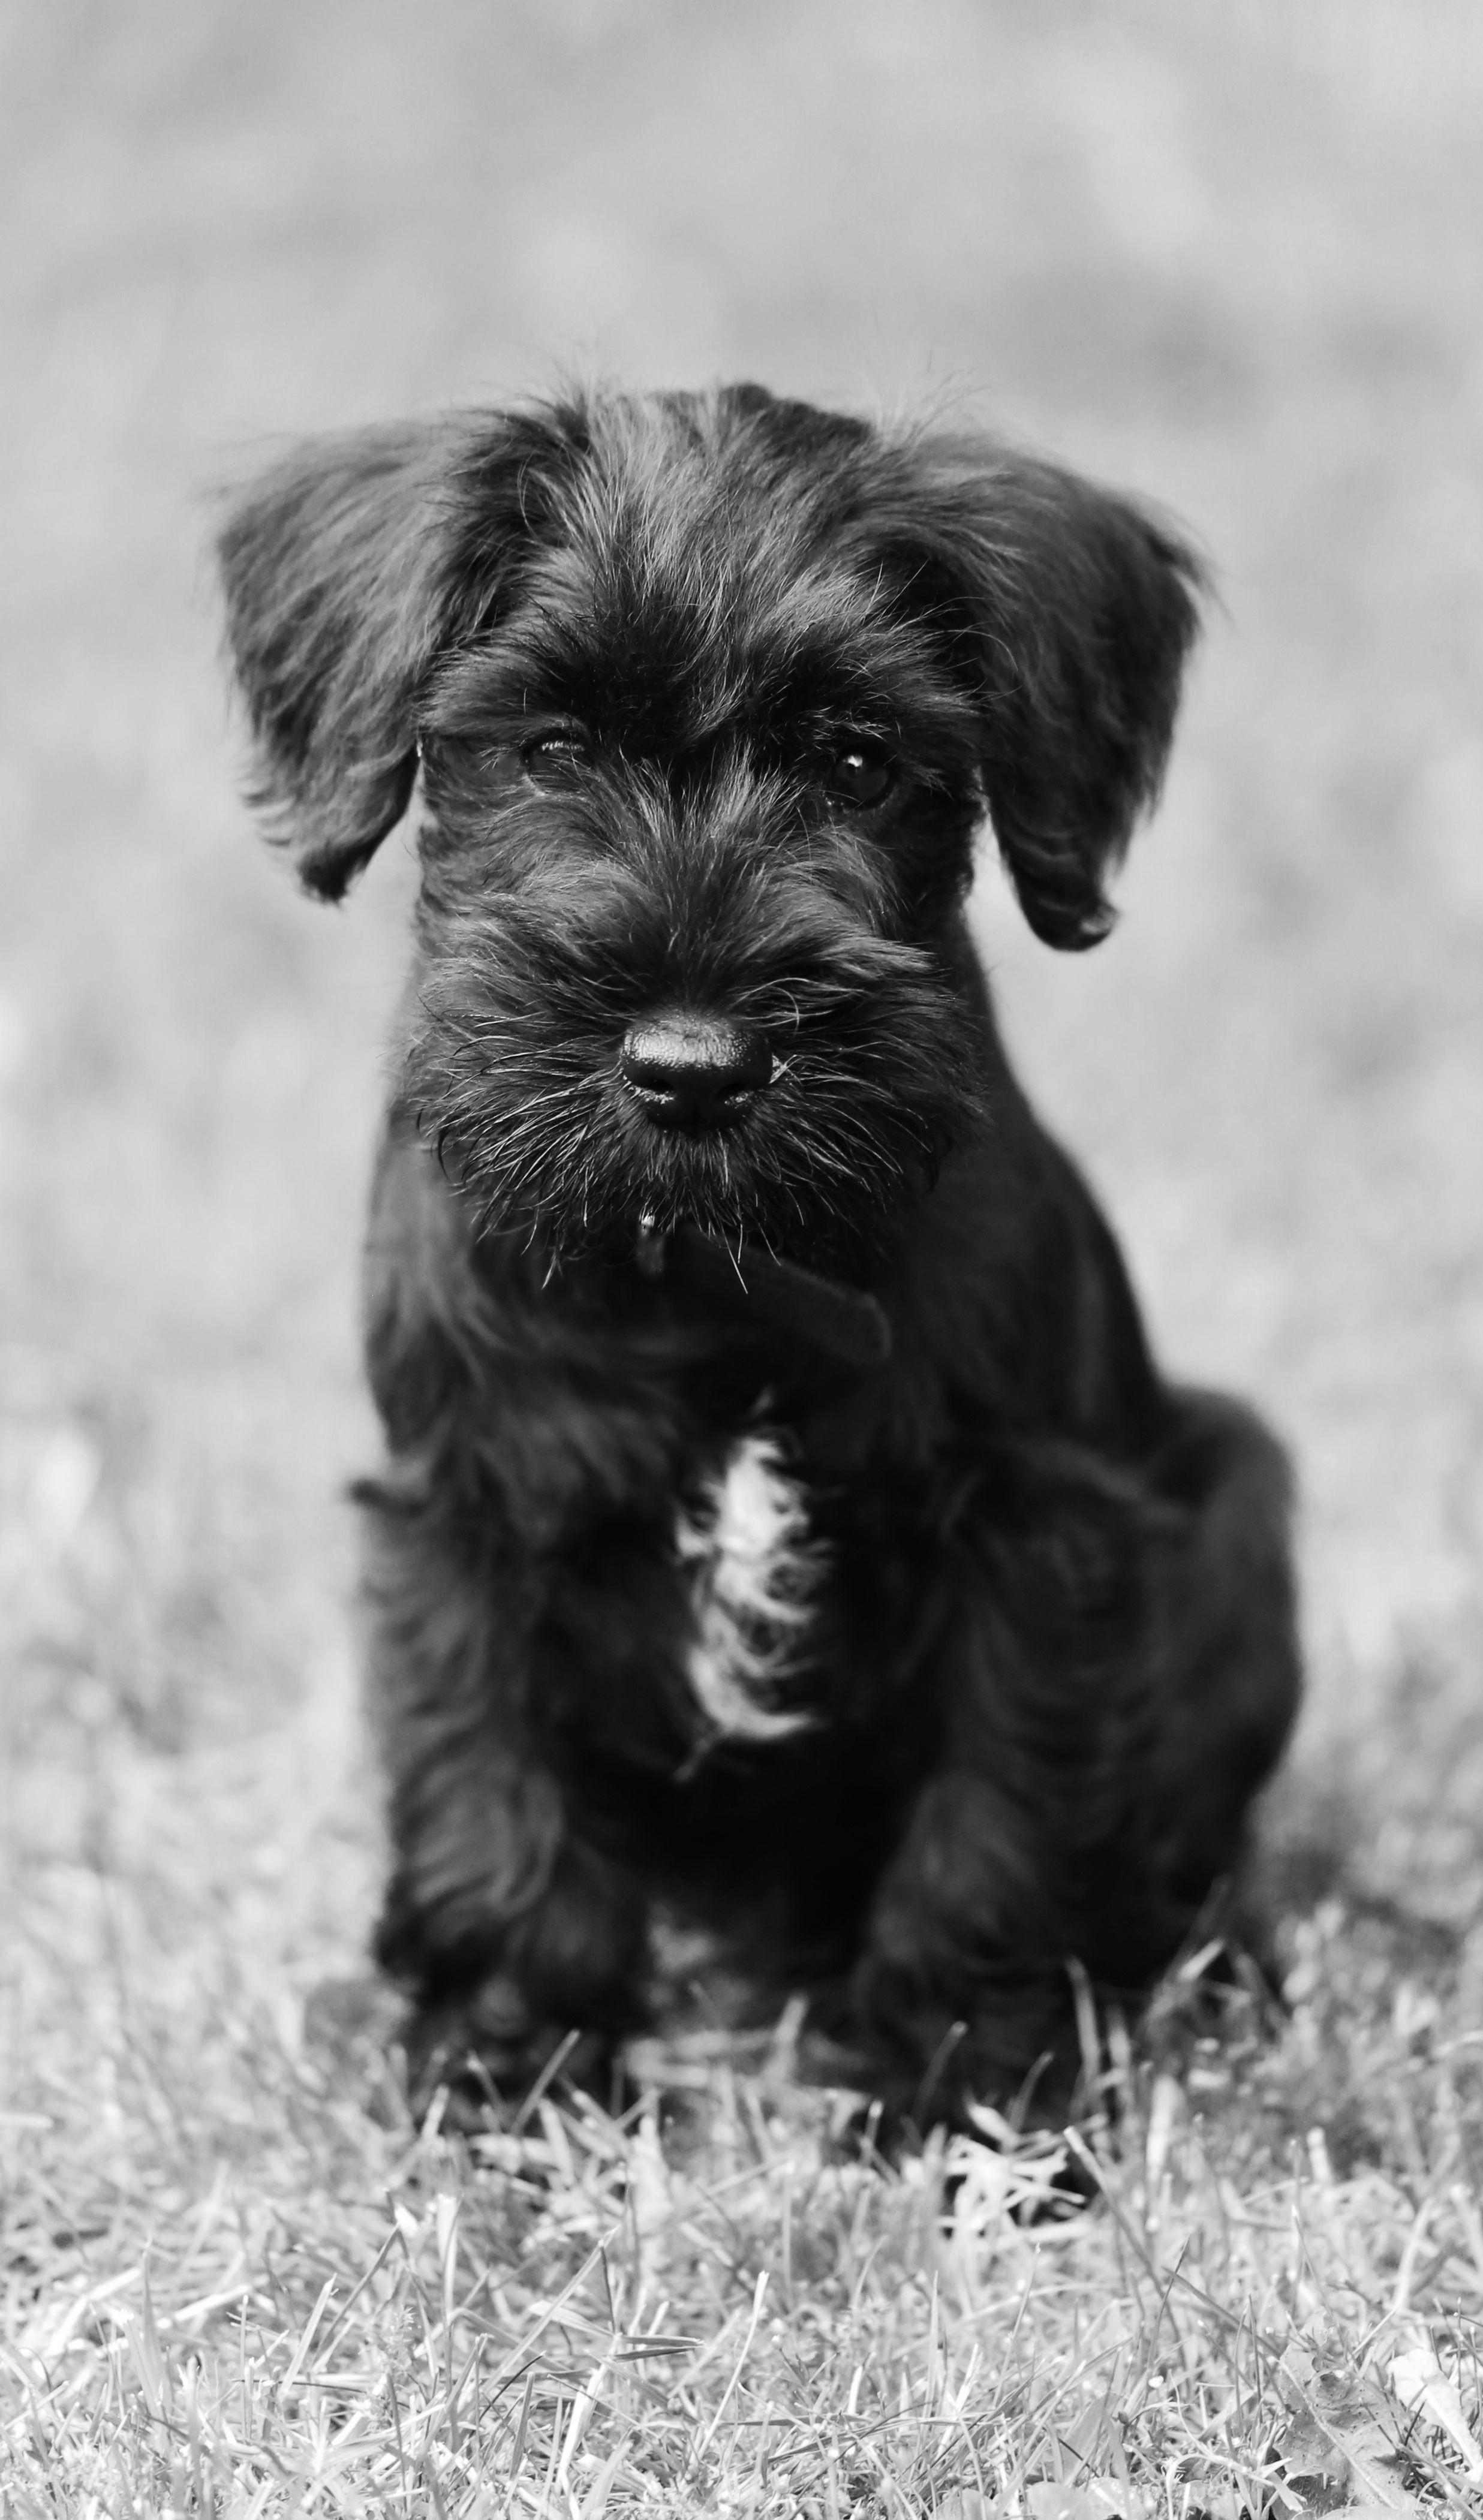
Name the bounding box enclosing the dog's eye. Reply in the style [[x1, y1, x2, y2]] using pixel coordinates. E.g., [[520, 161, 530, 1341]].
[[521, 729, 592, 780], [824, 741, 895, 810]]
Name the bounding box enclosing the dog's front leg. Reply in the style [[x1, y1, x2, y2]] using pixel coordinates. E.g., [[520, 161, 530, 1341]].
[[847, 1459, 1171, 2126], [362, 1493, 649, 2118], [849, 1769, 1077, 2125]]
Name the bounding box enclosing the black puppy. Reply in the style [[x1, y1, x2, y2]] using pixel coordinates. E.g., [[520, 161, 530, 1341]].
[[219, 384, 1300, 2125]]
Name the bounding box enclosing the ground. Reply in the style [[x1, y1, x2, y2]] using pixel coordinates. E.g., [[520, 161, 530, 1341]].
[[4, 2, 1483, 2511]]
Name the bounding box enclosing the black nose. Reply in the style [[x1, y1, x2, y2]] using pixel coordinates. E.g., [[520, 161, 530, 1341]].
[[619, 1014, 773, 1130]]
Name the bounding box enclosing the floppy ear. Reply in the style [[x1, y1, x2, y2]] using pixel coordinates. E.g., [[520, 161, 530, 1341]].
[[216, 411, 575, 899], [903, 441, 1206, 949]]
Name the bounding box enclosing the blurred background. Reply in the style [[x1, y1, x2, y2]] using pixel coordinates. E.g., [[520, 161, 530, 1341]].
[[3, 0, 1482, 1978]]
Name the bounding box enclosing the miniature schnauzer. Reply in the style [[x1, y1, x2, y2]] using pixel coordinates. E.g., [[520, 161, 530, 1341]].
[[219, 383, 1300, 2125]]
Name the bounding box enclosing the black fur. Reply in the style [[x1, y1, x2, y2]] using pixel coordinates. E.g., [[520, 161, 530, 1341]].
[[219, 383, 1299, 2125]]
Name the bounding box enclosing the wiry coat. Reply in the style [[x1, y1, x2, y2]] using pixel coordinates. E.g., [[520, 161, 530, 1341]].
[[219, 384, 1300, 2123]]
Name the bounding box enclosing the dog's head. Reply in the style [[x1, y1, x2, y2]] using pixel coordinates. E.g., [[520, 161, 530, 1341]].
[[219, 385, 1202, 1260]]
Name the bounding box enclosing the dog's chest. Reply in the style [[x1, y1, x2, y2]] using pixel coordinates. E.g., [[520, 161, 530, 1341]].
[[673, 1432, 821, 1745]]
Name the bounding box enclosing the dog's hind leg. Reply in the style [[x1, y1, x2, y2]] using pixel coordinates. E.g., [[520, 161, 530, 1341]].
[[844, 1405, 1299, 2125], [1141, 1388, 1302, 1928]]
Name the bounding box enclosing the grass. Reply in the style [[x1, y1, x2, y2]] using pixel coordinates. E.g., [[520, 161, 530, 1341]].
[[11, 1667, 1483, 2516], [5, 0, 1483, 2510]]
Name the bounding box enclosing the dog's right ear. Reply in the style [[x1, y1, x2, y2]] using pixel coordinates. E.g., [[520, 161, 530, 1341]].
[[217, 413, 573, 899]]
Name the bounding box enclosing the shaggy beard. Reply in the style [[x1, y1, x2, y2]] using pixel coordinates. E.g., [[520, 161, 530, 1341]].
[[403, 989, 983, 1269]]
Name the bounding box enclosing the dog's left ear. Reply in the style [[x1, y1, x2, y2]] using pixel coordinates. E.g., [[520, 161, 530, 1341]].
[[901, 442, 1207, 949]]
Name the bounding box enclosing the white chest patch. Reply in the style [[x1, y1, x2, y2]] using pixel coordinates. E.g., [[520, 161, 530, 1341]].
[[675, 1432, 820, 1744]]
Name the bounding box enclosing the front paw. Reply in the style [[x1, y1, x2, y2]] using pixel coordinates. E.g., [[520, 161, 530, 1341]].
[[850, 1955, 1079, 2132], [402, 1977, 616, 2128]]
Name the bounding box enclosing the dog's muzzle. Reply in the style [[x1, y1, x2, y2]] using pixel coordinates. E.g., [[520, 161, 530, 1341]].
[[619, 1014, 772, 1131]]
